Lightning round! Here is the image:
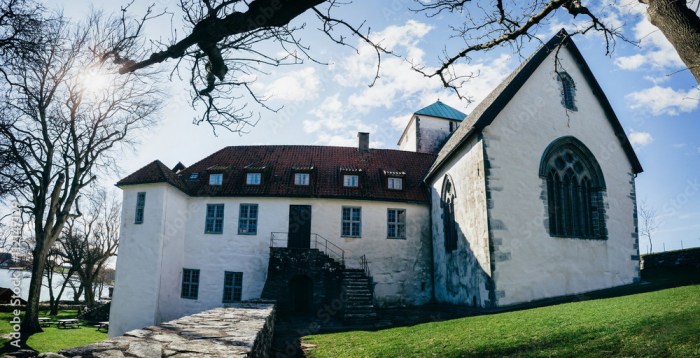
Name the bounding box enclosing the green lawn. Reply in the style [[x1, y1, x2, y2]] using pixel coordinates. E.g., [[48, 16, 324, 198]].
[[0, 310, 107, 354], [305, 285, 700, 357]]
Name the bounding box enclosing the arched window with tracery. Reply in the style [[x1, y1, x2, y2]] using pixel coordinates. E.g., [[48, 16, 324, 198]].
[[540, 136, 606, 239], [557, 71, 577, 111], [441, 175, 458, 252]]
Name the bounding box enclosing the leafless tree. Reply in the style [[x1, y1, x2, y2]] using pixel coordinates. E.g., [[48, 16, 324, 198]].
[[639, 201, 659, 254], [0, 12, 161, 337], [99, 0, 698, 128], [100, 0, 390, 131], [58, 190, 120, 307], [42, 245, 77, 316], [410, 0, 700, 95]]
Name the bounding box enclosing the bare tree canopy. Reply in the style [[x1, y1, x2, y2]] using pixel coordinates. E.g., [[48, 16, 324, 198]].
[[58, 189, 120, 307], [0, 11, 161, 338], [99, 0, 700, 131]]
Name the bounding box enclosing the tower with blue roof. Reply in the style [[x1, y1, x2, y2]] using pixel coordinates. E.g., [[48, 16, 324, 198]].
[[398, 100, 467, 154]]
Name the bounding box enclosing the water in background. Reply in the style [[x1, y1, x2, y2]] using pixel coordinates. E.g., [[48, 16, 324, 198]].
[[0, 268, 84, 302]]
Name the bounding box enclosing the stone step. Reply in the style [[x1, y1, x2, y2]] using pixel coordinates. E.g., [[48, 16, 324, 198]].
[[344, 291, 372, 296], [343, 312, 377, 320]]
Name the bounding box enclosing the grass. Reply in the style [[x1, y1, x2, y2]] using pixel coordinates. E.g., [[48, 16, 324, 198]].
[[0, 309, 107, 354], [305, 285, 700, 357]]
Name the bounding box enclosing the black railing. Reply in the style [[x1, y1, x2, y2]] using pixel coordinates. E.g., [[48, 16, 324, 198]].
[[270, 232, 345, 265], [359, 254, 370, 278]]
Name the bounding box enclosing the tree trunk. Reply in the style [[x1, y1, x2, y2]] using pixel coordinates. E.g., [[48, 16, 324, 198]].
[[643, 0, 700, 82], [20, 239, 51, 339]]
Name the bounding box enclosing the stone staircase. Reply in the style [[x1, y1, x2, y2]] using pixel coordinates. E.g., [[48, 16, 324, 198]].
[[341, 268, 377, 324]]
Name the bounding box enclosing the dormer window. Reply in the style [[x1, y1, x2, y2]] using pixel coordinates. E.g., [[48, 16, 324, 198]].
[[557, 71, 577, 111], [294, 173, 310, 186], [388, 177, 403, 190], [189, 173, 199, 180], [343, 175, 359, 188], [383, 169, 406, 191], [246, 172, 262, 185], [209, 173, 223, 186]]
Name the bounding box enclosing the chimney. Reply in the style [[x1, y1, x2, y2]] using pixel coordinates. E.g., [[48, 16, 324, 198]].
[[358, 132, 369, 152]]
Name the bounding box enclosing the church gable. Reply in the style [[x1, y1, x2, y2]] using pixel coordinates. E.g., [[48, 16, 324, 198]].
[[426, 30, 642, 183]]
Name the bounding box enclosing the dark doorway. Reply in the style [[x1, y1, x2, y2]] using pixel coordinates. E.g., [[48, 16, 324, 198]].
[[289, 275, 313, 313], [288, 205, 312, 249]]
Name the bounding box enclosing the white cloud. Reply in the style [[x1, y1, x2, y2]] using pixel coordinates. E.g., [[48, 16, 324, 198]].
[[614, 54, 646, 70], [627, 130, 653, 147], [626, 86, 699, 116], [672, 143, 687, 149], [611, 2, 684, 72], [259, 67, 320, 102]]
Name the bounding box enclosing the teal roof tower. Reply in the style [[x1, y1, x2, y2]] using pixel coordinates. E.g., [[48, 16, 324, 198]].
[[414, 100, 467, 121]]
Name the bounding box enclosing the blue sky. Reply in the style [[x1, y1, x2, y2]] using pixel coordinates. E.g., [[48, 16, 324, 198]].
[[53, 0, 700, 253]]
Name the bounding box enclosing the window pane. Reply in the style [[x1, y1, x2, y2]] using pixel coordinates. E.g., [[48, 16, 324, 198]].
[[135, 192, 146, 224], [343, 175, 358, 187], [209, 174, 223, 185], [246, 173, 261, 185], [239, 204, 258, 235], [206, 204, 224, 234]]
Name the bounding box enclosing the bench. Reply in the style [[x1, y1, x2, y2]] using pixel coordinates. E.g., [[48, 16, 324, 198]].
[[96, 321, 109, 331], [57, 319, 80, 328]]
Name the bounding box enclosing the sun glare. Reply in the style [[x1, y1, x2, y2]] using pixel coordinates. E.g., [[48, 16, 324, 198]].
[[79, 68, 109, 94]]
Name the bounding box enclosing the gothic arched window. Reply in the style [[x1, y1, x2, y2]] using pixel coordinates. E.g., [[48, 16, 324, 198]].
[[540, 136, 606, 239], [441, 175, 458, 252], [557, 72, 577, 111]]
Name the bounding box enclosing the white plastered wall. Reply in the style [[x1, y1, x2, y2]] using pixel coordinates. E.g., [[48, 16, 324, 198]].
[[111, 192, 433, 335], [429, 135, 492, 306], [482, 47, 639, 306]]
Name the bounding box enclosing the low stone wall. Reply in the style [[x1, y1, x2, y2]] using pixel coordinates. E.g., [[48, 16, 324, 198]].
[[11, 303, 275, 358], [641, 247, 700, 271]]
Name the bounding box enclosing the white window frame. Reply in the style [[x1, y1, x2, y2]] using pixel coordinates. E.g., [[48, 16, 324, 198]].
[[294, 173, 310, 186], [238, 203, 259, 235], [343, 174, 359, 188], [387, 208, 407, 239], [209, 173, 223, 185], [387, 177, 403, 190], [246, 172, 262, 185], [341, 206, 362, 237]]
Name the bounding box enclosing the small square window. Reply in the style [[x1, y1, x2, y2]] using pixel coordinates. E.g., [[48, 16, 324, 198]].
[[209, 173, 223, 185], [246, 172, 262, 185], [388, 177, 403, 190], [294, 173, 310, 186], [343, 175, 359, 188]]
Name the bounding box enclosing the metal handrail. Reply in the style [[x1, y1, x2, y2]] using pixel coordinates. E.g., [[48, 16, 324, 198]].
[[269, 232, 345, 265], [359, 254, 370, 278]]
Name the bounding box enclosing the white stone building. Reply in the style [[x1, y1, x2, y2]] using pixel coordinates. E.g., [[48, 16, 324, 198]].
[[109, 31, 642, 336]]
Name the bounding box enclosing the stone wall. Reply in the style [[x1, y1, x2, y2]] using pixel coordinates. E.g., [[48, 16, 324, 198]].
[[641, 248, 700, 271], [9, 303, 276, 358]]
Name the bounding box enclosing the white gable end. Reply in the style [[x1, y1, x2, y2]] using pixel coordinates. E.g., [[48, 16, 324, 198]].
[[481, 45, 639, 305]]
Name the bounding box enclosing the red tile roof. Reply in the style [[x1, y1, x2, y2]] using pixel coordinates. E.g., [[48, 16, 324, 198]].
[[117, 146, 437, 203], [117, 160, 186, 190]]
